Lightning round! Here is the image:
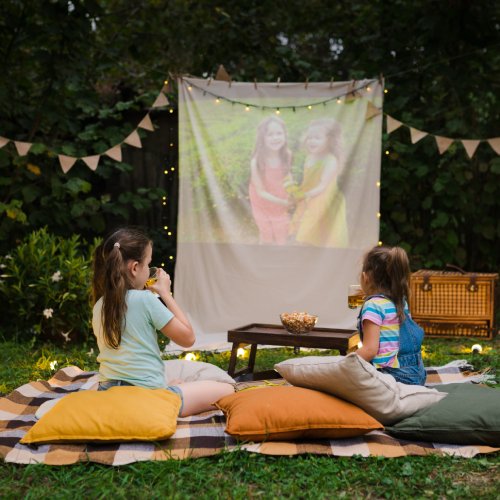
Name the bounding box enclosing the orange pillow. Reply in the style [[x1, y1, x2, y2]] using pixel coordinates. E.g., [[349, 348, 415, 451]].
[[216, 386, 382, 442]]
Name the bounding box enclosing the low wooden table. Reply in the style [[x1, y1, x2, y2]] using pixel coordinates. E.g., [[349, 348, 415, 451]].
[[227, 323, 360, 381]]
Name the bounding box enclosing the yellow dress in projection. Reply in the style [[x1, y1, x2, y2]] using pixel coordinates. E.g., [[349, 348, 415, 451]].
[[291, 156, 348, 247]]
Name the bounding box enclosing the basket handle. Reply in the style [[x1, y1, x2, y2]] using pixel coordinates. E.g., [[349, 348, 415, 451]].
[[445, 263, 466, 274]]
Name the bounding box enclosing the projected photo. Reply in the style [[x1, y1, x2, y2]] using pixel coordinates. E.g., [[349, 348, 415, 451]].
[[178, 78, 382, 250]]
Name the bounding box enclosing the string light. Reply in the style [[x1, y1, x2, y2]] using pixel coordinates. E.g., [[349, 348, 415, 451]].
[[164, 225, 168, 230], [171, 167, 175, 171], [376, 181, 381, 187], [167, 231, 172, 236], [215, 98, 220, 104], [245, 106, 250, 111], [377, 212, 381, 218], [188, 86, 192, 91], [237, 348, 247, 358], [336, 98, 342, 104], [184, 352, 197, 361], [378, 241, 383, 246], [169, 255, 174, 260], [385, 150, 390, 155], [366, 86, 371, 92], [471, 344, 482, 354], [164, 80, 169, 85], [169, 108, 174, 113], [308, 105, 313, 110], [164, 169, 168, 174], [275, 108, 280, 115]]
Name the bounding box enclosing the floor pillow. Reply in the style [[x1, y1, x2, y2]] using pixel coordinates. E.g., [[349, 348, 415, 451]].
[[164, 360, 236, 385], [385, 383, 500, 446], [21, 386, 181, 445], [275, 353, 447, 425], [216, 385, 383, 442]]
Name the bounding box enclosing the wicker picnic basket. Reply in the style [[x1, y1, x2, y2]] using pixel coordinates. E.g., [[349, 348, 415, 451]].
[[410, 267, 498, 339]]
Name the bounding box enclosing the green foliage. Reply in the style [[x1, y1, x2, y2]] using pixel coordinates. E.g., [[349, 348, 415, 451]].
[[0, 228, 98, 343]]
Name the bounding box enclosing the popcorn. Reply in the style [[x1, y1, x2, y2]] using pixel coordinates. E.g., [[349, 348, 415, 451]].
[[280, 311, 318, 334]]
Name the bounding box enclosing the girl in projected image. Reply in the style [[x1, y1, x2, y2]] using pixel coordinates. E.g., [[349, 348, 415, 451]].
[[249, 116, 293, 245], [290, 118, 348, 247]]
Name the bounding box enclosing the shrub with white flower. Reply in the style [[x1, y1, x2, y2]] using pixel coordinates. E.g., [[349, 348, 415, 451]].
[[0, 228, 98, 343]]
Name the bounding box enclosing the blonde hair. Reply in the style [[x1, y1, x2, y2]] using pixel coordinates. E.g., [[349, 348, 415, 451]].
[[302, 118, 344, 168], [92, 227, 152, 349], [252, 116, 292, 173], [362, 245, 411, 323]]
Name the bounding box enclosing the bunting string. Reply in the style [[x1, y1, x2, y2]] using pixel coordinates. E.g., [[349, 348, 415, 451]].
[[0, 87, 171, 174], [0, 76, 498, 175]]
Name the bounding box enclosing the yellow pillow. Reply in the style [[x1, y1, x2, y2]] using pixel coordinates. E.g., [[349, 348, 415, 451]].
[[216, 386, 382, 442], [20, 386, 181, 444]]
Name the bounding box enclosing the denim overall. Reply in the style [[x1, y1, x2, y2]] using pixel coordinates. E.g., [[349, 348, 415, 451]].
[[357, 295, 427, 385]]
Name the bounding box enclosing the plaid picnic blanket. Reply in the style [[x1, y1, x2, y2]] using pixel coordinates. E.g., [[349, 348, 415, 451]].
[[0, 362, 498, 465]]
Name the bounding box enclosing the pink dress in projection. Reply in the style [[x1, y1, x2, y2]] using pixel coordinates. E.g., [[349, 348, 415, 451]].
[[249, 164, 290, 245]]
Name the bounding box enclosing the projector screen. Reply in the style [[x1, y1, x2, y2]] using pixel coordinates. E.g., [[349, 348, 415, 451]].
[[171, 77, 383, 352]]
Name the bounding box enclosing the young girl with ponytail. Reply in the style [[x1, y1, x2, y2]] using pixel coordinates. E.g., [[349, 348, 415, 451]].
[[355, 245, 426, 385], [91, 227, 234, 416]]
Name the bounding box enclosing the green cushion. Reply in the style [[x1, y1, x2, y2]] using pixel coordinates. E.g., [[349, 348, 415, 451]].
[[385, 383, 500, 446]]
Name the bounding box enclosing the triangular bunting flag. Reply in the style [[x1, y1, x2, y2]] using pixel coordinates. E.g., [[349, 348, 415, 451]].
[[461, 139, 480, 159], [0, 137, 9, 149], [58, 155, 77, 174], [14, 141, 32, 156], [152, 92, 169, 108], [487, 137, 500, 155], [215, 64, 231, 82], [138, 114, 155, 131], [82, 155, 100, 171], [365, 101, 382, 120], [410, 127, 428, 144], [435, 136, 454, 155], [386, 116, 402, 134], [124, 130, 142, 148], [105, 145, 122, 162]]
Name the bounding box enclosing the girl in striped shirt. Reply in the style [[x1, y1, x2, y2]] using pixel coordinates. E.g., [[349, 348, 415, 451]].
[[356, 246, 426, 385]]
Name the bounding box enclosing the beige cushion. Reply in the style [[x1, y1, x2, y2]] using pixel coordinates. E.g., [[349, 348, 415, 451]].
[[164, 360, 236, 385], [274, 353, 447, 425]]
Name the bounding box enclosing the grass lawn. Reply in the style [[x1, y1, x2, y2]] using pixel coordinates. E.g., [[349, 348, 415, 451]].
[[0, 336, 499, 499]]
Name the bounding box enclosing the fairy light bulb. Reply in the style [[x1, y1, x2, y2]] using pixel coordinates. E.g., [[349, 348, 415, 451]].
[[245, 106, 250, 111], [378, 241, 383, 246], [275, 109, 280, 115], [384, 89, 389, 94], [169, 255, 174, 260], [366, 86, 371, 92], [471, 344, 482, 354], [308, 105, 313, 110], [163, 225, 168, 230], [188, 86, 192, 91], [167, 231, 172, 236], [237, 348, 246, 358], [385, 150, 390, 155], [164, 169, 168, 174], [169, 108, 174, 113], [215, 98, 220, 104], [336, 98, 342, 104], [185, 352, 197, 361], [376, 181, 381, 187], [164, 80, 169, 85], [377, 212, 381, 218], [171, 167, 175, 171]]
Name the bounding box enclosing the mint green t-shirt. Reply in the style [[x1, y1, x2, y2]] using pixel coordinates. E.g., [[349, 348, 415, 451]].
[[93, 289, 174, 389]]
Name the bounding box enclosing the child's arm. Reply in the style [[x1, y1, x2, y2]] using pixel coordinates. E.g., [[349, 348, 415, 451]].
[[250, 158, 288, 206], [150, 269, 195, 347], [355, 319, 380, 362], [304, 156, 338, 199]]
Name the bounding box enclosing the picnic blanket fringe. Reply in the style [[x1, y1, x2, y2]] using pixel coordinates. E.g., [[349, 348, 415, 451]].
[[1, 362, 498, 466]]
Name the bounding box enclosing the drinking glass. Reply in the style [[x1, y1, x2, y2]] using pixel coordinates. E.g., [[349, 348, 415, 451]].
[[145, 267, 159, 288], [348, 284, 364, 309]]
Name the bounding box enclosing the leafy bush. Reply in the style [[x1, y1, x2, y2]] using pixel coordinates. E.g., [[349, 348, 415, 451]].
[[0, 228, 98, 344]]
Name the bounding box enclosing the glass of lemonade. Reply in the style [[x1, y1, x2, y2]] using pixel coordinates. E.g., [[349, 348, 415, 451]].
[[348, 285, 365, 309], [145, 267, 158, 288]]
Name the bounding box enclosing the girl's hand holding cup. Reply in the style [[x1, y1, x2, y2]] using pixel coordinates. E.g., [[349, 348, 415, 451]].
[[145, 267, 171, 296]]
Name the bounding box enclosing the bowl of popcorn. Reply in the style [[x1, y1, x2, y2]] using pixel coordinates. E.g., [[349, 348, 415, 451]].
[[280, 311, 318, 335]]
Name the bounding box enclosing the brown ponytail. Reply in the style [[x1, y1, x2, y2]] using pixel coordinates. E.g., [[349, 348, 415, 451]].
[[362, 245, 411, 323], [92, 227, 152, 349]]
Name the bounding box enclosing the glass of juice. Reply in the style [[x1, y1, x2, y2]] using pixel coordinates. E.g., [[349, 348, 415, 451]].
[[145, 267, 158, 288], [348, 285, 364, 309]]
